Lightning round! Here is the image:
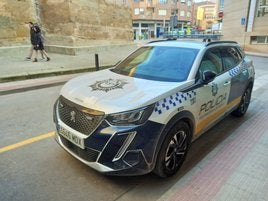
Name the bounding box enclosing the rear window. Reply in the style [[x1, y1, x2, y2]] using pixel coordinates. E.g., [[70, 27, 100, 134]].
[[112, 46, 199, 82]]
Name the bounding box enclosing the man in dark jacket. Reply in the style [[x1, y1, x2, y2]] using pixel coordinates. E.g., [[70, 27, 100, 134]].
[[26, 22, 47, 61], [32, 25, 50, 62]]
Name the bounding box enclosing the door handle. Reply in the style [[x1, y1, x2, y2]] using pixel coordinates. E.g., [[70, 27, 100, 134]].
[[242, 70, 248, 75], [224, 81, 231, 86]]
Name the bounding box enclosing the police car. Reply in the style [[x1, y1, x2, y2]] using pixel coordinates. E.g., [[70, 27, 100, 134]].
[[53, 40, 255, 177]]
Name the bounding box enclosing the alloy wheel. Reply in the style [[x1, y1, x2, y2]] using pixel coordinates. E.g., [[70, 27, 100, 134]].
[[164, 130, 187, 172]]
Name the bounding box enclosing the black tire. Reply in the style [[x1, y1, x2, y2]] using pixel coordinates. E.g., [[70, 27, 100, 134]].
[[153, 121, 192, 178], [231, 86, 252, 117]]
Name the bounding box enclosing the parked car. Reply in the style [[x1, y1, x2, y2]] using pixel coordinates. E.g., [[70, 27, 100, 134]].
[[53, 40, 255, 177]]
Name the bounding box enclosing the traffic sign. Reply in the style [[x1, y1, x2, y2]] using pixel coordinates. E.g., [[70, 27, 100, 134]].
[[241, 17, 246, 26]]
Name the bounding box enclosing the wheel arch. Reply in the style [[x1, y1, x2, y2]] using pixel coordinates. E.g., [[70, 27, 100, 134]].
[[247, 78, 254, 90], [152, 110, 195, 168]]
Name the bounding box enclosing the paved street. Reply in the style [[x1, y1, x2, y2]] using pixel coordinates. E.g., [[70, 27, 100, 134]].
[[1, 0, 268, 200], [0, 55, 268, 201]]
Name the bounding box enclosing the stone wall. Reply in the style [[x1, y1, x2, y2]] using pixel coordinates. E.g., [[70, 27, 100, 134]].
[[0, 0, 133, 47], [0, 0, 34, 45]]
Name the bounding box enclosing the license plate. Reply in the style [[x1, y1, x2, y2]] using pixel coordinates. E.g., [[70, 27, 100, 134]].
[[58, 126, 85, 149]]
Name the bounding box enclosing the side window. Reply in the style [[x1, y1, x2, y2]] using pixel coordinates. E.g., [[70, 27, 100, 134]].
[[237, 46, 245, 58], [221, 47, 242, 70], [198, 48, 223, 78]]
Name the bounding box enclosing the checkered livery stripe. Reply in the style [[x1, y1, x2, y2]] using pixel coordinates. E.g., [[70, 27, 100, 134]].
[[228, 66, 240, 77], [154, 90, 197, 115]]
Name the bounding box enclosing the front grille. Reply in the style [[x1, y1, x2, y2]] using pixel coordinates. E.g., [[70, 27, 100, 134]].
[[60, 136, 99, 162], [57, 96, 104, 135]]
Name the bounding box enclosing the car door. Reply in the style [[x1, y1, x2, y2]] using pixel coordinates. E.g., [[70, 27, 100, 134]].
[[194, 47, 232, 135], [220, 46, 248, 114]]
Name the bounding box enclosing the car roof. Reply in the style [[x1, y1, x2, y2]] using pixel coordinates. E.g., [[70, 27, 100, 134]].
[[145, 40, 238, 50]]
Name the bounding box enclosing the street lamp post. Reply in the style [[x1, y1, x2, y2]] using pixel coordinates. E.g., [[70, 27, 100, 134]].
[[170, 0, 178, 35]]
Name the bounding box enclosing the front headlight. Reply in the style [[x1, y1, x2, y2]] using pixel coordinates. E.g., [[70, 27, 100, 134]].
[[106, 104, 155, 126]]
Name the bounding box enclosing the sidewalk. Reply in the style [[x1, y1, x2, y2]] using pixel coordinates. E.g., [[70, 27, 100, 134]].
[[0, 44, 138, 82]]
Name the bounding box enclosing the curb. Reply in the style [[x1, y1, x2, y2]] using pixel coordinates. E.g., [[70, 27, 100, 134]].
[[0, 73, 81, 96], [0, 65, 112, 83], [245, 51, 268, 58], [0, 65, 112, 95]]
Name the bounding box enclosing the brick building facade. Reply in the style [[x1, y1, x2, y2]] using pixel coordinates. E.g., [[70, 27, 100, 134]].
[[0, 0, 133, 47]]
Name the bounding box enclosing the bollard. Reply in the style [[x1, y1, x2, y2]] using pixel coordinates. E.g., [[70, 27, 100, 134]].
[[95, 53, 99, 71]]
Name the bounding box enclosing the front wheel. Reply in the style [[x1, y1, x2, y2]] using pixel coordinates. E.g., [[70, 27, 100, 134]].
[[154, 121, 192, 178], [231, 86, 252, 117]]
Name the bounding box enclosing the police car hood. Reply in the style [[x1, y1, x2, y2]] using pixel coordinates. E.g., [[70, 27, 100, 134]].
[[60, 69, 191, 114]]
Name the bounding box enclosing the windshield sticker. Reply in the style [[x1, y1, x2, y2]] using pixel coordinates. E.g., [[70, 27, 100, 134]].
[[89, 79, 128, 92]]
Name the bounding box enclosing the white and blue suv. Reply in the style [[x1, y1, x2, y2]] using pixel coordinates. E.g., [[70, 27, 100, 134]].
[[53, 40, 255, 177]]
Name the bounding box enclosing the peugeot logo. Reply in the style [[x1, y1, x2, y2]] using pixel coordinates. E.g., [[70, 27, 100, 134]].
[[70, 111, 76, 123]]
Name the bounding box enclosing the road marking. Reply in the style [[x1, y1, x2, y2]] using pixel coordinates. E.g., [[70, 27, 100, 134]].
[[0, 132, 55, 153]]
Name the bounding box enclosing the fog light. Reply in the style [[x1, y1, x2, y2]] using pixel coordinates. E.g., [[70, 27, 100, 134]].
[[112, 131, 136, 162]]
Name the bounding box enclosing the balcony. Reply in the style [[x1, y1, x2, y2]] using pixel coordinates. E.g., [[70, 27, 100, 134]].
[[147, 2, 155, 8]]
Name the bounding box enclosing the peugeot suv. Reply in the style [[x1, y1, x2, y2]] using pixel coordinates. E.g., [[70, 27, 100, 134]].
[[53, 40, 255, 177]]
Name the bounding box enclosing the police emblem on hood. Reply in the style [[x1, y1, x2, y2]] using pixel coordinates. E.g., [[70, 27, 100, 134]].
[[89, 79, 128, 92]]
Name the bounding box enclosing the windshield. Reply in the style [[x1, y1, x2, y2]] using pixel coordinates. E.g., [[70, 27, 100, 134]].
[[112, 46, 199, 82]]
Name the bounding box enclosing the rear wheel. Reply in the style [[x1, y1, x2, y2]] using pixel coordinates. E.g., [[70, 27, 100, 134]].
[[231, 86, 252, 117], [154, 121, 192, 178]]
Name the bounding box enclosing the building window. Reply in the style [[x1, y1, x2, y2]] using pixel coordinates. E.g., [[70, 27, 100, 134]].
[[140, 8, 144, 15], [146, 9, 154, 16], [181, 0, 186, 3], [256, 0, 268, 17], [219, 0, 224, 10], [134, 0, 140, 3], [134, 8, 145, 15], [158, 9, 167, 16], [187, 1, 192, 6], [251, 36, 268, 44], [141, 23, 148, 27], [187, 11, 191, 18], [134, 8, 140, 15], [206, 8, 215, 12], [171, 9, 178, 15], [159, 0, 168, 4], [180, 10, 185, 16]]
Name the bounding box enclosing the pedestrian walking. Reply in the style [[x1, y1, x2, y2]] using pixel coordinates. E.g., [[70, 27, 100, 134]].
[[32, 25, 50, 62]]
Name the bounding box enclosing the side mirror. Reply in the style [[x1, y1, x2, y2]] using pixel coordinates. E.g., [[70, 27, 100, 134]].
[[202, 70, 217, 84]]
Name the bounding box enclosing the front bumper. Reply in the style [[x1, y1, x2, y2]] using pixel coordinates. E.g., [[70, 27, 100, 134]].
[[53, 100, 164, 176]]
